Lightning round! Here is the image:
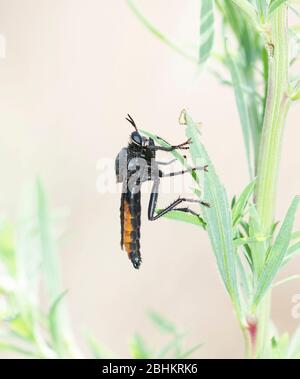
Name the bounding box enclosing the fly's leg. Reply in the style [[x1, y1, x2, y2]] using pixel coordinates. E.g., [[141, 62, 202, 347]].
[[153, 137, 192, 152], [168, 207, 203, 217], [164, 206, 209, 223], [160, 165, 208, 178], [148, 179, 210, 221], [156, 158, 178, 166], [157, 155, 188, 166]]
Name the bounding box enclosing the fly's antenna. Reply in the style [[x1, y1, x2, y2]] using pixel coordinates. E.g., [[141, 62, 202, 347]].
[[125, 114, 138, 132]]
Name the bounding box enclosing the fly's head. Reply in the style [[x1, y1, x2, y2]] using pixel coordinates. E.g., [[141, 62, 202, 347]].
[[126, 114, 156, 158]]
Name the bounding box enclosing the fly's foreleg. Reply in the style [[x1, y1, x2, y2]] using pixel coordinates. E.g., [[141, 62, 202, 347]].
[[153, 137, 192, 152]]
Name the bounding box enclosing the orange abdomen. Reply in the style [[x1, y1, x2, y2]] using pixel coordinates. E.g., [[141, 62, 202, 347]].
[[120, 191, 141, 269]]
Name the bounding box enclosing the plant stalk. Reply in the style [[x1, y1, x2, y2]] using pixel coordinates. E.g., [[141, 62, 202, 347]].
[[253, 5, 290, 358], [255, 5, 290, 230]]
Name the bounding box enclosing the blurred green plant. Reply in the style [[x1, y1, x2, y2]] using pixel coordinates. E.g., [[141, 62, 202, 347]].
[[129, 310, 202, 359], [0, 180, 201, 358], [128, 0, 300, 358], [0, 180, 82, 358]]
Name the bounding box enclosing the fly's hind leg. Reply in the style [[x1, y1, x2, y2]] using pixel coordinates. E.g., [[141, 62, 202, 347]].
[[164, 206, 209, 224], [169, 207, 203, 218], [148, 179, 210, 221]]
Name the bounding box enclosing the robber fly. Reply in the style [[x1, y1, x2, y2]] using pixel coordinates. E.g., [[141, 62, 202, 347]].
[[115, 114, 209, 269]]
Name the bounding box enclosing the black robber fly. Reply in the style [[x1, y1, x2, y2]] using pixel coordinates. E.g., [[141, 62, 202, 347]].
[[115, 114, 209, 269]]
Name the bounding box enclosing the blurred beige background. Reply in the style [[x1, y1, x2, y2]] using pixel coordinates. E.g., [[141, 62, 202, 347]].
[[0, 0, 300, 358]]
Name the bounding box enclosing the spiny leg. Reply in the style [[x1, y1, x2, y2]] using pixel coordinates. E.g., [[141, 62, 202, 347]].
[[163, 206, 210, 223], [148, 179, 210, 221], [169, 207, 203, 217], [156, 158, 178, 166], [156, 135, 190, 147], [153, 137, 192, 152], [160, 165, 208, 178]]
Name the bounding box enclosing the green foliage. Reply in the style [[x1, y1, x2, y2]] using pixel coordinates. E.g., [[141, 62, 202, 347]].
[[129, 310, 202, 359], [225, 51, 256, 176], [185, 113, 240, 312], [128, 0, 300, 359], [126, 0, 198, 63], [232, 180, 256, 227], [199, 0, 215, 67], [0, 182, 201, 358], [253, 197, 300, 305], [269, 0, 287, 15], [157, 210, 206, 229], [217, 0, 266, 175], [0, 181, 82, 358], [143, 108, 300, 357], [1, 0, 299, 361]]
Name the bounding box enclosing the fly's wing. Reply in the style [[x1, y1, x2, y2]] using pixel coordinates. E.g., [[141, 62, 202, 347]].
[[120, 190, 126, 250], [116, 148, 128, 250], [115, 147, 128, 183]]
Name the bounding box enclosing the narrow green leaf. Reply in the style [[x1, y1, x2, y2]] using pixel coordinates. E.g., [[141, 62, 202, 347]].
[[147, 310, 177, 335], [129, 333, 151, 359], [269, 0, 287, 15], [255, 0, 268, 20], [185, 112, 240, 312], [287, 241, 300, 256], [36, 179, 82, 358], [225, 51, 253, 177], [217, 0, 243, 38], [233, 235, 269, 247], [199, 0, 215, 66], [0, 341, 36, 357], [236, 253, 252, 308], [231, 0, 260, 29], [248, 206, 267, 277], [157, 334, 185, 358], [48, 290, 68, 356], [85, 332, 117, 359], [36, 179, 60, 300], [282, 241, 300, 265], [127, 0, 197, 63], [157, 209, 206, 229], [289, 4, 300, 20], [291, 230, 300, 240], [9, 316, 34, 341], [231, 195, 237, 209], [273, 275, 300, 288], [232, 180, 256, 226], [254, 196, 300, 305], [0, 222, 16, 274], [270, 333, 289, 358], [177, 343, 203, 358]]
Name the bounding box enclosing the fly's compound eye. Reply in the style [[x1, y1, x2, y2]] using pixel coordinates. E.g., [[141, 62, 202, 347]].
[[131, 131, 143, 146]]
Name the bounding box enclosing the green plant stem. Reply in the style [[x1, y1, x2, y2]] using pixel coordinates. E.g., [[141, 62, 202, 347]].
[[255, 6, 290, 230], [253, 5, 290, 358]]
